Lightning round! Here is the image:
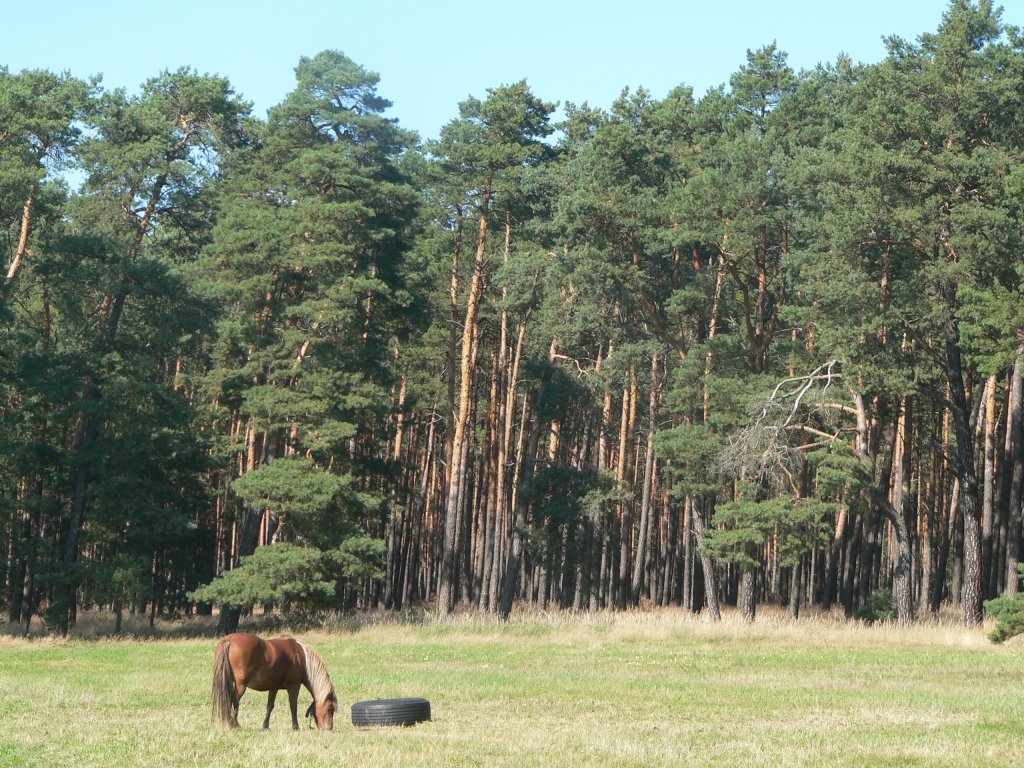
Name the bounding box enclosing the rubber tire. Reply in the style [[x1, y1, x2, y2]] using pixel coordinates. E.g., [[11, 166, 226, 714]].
[[351, 697, 431, 727]]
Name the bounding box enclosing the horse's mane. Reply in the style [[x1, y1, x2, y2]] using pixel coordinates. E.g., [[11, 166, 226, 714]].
[[297, 641, 336, 704]]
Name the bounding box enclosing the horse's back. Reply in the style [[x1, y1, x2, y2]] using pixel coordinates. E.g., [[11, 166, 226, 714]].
[[224, 632, 264, 647], [225, 633, 304, 691]]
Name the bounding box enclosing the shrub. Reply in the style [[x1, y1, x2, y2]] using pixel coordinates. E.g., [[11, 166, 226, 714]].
[[984, 567, 1024, 643], [854, 588, 895, 624]]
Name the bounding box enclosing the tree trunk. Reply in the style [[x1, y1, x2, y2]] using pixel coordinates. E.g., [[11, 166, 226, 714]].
[[690, 497, 721, 621], [891, 398, 915, 626], [55, 415, 98, 636], [703, 256, 726, 422], [918, 417, 940, 614], [1005, 353, 1024, 596], [439, 180, 490, 615], [849, 394, 914, 624], [615, 366, 637, 609], [822, 507, 848, 611], [981, 373, 998, 597], [931, 478, 958, 612], [631, 356, 659, 604], [487, 318, 528, 612], [499, 343, 555, 620], [1, 184, 35, 299], [789, 561, 802, 619], [740, 567, 756, 621], [944, 309, 982, 624]]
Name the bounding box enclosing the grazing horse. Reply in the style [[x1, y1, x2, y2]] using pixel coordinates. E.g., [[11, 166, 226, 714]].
[[212, 632, 337, 730]]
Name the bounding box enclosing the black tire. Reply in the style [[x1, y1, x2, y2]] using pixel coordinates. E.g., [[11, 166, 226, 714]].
[[351, 697, 431, 727]]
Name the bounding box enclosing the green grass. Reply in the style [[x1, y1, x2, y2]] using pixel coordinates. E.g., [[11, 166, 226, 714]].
[[1, 609, 1023, 767]]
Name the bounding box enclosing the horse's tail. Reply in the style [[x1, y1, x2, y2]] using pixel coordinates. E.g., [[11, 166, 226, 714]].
[[212, 637, 238, 728]]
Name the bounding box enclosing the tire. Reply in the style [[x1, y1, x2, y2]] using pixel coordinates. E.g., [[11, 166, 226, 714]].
[[351, 697, 431, 727]]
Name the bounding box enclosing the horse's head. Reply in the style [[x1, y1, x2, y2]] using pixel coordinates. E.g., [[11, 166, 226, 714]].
[[299, 642, 337, 730], [305, 693, 337, 730]]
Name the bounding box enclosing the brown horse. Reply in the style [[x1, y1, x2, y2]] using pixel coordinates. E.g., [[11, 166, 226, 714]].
[[212, 632, 337, 730]]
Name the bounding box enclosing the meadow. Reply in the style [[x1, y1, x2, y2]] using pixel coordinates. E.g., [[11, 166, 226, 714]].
[[1, 609, 1022, 767]]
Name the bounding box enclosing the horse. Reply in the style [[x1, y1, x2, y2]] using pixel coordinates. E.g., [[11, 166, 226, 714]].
[[211, 632, 338, 730]]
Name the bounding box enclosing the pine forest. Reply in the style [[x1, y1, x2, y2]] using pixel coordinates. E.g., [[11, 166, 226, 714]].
[[4, 1, 1024, 636]]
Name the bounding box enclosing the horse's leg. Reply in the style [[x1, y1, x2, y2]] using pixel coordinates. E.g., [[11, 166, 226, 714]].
[[263, 689, 277, 729], [287, 684, 301, 730], [233, 682, 246, 728]]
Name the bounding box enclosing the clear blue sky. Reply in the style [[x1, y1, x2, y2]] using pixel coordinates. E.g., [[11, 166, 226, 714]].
[[3, 0, 1011, 142]]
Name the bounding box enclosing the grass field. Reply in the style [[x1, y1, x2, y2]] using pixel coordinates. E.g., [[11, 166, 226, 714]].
[[1, 608, 1023, 767]]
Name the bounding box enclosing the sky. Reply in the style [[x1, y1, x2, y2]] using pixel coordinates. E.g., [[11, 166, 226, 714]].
[[3, 0, 1015, 142]]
